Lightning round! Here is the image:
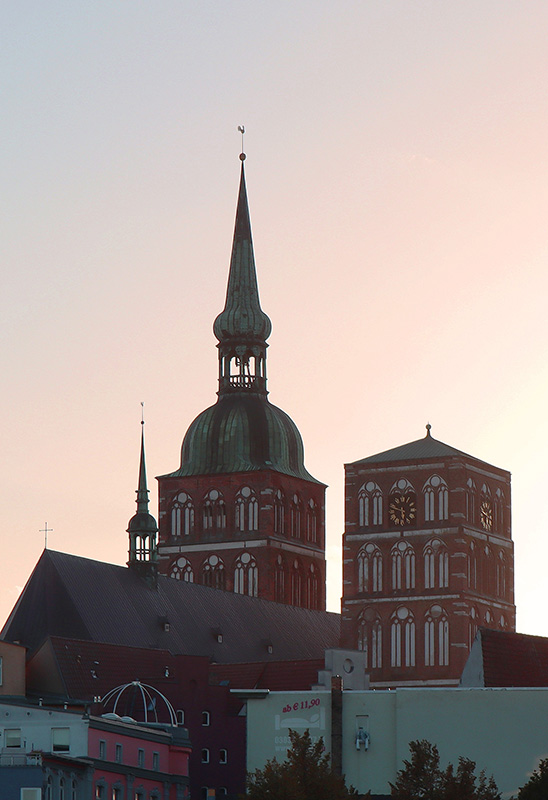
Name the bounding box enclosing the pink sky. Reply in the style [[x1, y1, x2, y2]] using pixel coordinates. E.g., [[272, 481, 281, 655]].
[[2, 2, 548, 633]]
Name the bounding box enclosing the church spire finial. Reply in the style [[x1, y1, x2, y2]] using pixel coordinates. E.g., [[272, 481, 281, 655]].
[[213, 146, 272, 397], [128, 405, 158, 575]]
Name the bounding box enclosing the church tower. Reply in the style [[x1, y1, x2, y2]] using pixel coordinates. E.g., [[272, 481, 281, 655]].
[[127, 417, 159, 586], [156, 154, 326, 609], [340, 426, 515, 687]]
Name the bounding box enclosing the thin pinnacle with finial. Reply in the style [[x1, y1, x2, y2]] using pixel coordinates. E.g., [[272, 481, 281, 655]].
[[238, 125, 245, 159]]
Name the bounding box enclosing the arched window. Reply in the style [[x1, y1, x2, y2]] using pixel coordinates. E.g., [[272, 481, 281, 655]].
[[391, 607, 415, 668], [423, 539, 449, 589], [171, 492, 194, 537], [423, 475, 449, 522], [357, 544, 382, 593], [306, 499, 318, 543], [201, 555, 225, 590], [425, 605, 449, 666], [202, 489, 226, 531], [468, 542, 478, 589], [274, 490, 285, 534], [306, 564, 319, 609], [483, 545, 494, 595], [494, 488, 505, 533], [234, 552, 258, 597], [235, 487, 258, 532], [391, 541, 415, 590], [358, 611, 382, 669], [275, 555, 286, 602], [466, 478, 476, 524], [291, 560, 303, 606], [170, 556, 194, 582], [290, 494, 302, 538], [496, 551, 507, 599], [358, 481, 383, 527], [469, 606, 479, 649]]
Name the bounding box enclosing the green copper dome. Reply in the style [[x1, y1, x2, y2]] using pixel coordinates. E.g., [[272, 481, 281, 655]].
[[162, 394, 320, 482]]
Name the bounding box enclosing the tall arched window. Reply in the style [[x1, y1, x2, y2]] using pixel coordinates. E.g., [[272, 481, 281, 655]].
[[358, 611, 382, 669], [171, 492, 194, 537], [275, 555, 286, 602], [469, 606, 479, 649], [291, 560, 303, 606], [234, 552, 258, 597], [358, 543, 382, 593], [423, 539, 449, 589], [306, 499, 318, 543], [496, 551, 507, 599], [290, 494, 302, 538], [483, 545, 494, 595], [358, 481, 383, 527], [306, 564, 319, 609], [423, 475, 449, 522], [468, 542, 478, 589], [170, 556, 194, 582], [391, 542, 415, 590], [425, 605, 449, 666], [202, 555, 225, 590], [235, 487, 258, 532], [494, 488, 505, 533], [391, 607, 415, 667], [202, 489, 227, 531], [466, 478, 476, 524], [274, 490, 285, 534]]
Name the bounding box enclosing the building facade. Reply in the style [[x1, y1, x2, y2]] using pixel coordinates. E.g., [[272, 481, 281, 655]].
[[340, 426, 516, 686], [155, 156, 326, 609]]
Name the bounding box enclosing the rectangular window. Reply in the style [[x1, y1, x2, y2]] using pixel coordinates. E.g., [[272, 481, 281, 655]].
[[21, 791, 41, 800], [152, 752, 159, 771], [138, 748, 144, 767], [99, 740, 106, 760], [176, 709, 184, 725], [52, 728, 70, 753], [115, 743, 122, 763], [5, 729, 21, 748], [95, 786, 105, 800], [112, 789, 121, 800], [219, 748, 227, 764]]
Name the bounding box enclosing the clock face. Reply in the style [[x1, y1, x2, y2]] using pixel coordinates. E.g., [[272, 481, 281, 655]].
[[389, 494, 416, 526], [480, 500, 493, 531]]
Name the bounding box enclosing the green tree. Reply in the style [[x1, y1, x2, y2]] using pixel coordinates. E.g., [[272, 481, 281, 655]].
[[390, 740, 500, 800], [245, 728, 359, 800], [516, 758, 548, 800]]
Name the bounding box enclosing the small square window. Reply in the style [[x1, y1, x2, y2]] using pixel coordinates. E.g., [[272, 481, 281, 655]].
[[5, 729, 21, 748], [152, 751, 159, 771], [115, 743, 123, 763], [219, 748, 227, 764]]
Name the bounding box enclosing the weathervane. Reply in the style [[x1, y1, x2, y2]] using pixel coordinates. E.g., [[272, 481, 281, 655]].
[[141, 401, 145, 427], [238, 125, 246, 160]]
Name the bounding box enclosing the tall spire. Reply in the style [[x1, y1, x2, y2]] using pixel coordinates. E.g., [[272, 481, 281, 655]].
[[128, 409, 158, 575], [213, 153, 272, 397]]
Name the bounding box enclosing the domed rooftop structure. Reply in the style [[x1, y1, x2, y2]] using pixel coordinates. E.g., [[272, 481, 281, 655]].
[[101, 680, 177, 726], [161, 154, 320, 484]]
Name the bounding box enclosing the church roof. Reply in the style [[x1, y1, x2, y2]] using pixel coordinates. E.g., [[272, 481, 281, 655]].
[[462, 629, 548, 688], [1, 550, 339, 662], [349, 428, 487, 467]]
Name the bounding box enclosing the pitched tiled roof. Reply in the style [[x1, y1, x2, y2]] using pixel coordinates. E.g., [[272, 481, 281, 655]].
[[210, 659, 324, 691], [348, 432, 476, 466], [479, 629, 548, 687], [2, 550, 340, 663]]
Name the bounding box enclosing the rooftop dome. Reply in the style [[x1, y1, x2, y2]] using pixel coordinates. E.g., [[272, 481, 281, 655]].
[[161, 394, 320, 483], [101, 680, 177, 726]]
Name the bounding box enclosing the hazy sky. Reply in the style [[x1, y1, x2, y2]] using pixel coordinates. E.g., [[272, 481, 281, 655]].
[[2, 2, 548, 632]]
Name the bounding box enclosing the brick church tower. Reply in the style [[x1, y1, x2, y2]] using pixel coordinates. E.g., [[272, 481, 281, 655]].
[[340, 425, 516, 686], [156, 154, 326, 609]]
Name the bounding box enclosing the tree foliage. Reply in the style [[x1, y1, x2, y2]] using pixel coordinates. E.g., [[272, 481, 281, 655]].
[[390, 740, 501, 800], [516, 758, 548, 800], [245, 728, 359, 800]]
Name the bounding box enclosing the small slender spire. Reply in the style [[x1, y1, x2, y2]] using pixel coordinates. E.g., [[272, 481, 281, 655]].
[[426, 423, 432, 437], [213, 148, 272, 397], [136, 406, 150, 514]]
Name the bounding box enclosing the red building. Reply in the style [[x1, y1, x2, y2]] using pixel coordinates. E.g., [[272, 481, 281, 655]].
[[155, 155, 326, 610], [340, 425, 516, 687]]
